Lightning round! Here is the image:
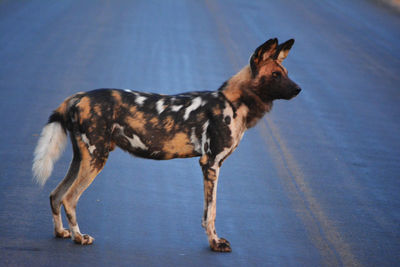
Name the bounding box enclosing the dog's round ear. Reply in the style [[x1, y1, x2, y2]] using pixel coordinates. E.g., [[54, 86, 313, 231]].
[[274, 39, 295, 63], [250, 38, 278, 76]]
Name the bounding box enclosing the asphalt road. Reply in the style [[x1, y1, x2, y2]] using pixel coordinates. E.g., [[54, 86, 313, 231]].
[[1, 0, 400, 266]]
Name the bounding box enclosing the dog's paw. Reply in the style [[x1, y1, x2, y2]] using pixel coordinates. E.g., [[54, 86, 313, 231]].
[[73, 233, 94, 245], [55, 228, 71, 239], [210, 237, 232, 252]]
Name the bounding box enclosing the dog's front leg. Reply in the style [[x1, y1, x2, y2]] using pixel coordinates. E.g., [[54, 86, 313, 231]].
[[200, 156, 232, 252]]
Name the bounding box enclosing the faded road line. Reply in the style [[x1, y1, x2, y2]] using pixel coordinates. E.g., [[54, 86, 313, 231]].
[[204, 0, 359, 265], [204, 0, 242, 70], [259, 118, 359, 266]]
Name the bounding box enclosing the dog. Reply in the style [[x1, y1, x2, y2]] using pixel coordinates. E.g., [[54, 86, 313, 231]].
[[33, 38, 301, 252]]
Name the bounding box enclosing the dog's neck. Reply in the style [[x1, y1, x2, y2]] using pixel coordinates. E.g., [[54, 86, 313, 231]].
[[220, 65, 273, 128]]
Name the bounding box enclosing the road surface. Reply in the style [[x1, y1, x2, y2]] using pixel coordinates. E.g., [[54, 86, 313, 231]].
[[0, 0, 399, 266]]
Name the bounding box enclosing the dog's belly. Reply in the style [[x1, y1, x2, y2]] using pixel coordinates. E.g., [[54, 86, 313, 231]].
[[112, 123, 202, 160]]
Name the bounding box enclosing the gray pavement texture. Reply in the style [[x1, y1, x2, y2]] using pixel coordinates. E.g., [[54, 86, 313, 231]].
[[1, 0, 400, 266]]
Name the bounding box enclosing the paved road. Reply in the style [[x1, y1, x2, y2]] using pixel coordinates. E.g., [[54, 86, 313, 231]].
[[1, 0, 399, 266]]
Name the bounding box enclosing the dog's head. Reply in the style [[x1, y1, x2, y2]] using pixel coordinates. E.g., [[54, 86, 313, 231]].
[[249, 38, 301, 101]]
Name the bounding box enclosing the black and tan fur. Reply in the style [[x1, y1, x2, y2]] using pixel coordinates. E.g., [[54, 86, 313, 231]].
[[33, 38, 301, 252]]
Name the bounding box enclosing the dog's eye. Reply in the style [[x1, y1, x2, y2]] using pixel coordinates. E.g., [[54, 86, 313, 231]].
[[272, 71, 281, 78]]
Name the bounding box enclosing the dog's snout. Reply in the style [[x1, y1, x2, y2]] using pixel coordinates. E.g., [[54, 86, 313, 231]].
[[294, 87, 301, 95]]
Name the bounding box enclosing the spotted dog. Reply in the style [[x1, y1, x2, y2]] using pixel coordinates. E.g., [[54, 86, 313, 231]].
[[33, 38, 301, 252]]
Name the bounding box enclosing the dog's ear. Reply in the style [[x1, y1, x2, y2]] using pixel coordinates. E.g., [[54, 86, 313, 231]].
[[250, 38, 278, 76], [274, 39, 295, 63]]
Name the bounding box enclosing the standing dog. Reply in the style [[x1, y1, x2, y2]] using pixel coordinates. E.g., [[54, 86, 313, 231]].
[[33, 38, 301, 252]]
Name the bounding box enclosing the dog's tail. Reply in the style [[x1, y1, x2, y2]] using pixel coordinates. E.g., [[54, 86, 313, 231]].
[[33, 101, 70, 186]]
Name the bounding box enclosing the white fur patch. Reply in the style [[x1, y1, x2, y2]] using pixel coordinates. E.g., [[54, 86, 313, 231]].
[[183, 97, 202, 120], [190, 127, 201, 153], [126, 134, 148, 150], [156, 99, 166, 114], [212, 147, 232, 169], [171, 105, 183, 112], [32, 122, 67, 186], [81, 134, 96, 154], [201, 120, 209, 154], [113, 123, 148, 150], [135, 96, 146, 105], [71, 225, 81, 234], [223, 105, 247, 144]]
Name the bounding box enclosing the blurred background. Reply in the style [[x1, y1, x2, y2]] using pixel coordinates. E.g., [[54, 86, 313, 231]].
[[0, 0, 399, 266]]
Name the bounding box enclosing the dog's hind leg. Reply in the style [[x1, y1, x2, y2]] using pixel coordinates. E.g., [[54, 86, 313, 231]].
[[199, 155, 232, 252], [49, 135, 82, 239], [61, 135, 109, 245]]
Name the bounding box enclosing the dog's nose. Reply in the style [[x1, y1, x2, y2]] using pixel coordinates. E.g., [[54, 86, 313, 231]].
[[294, 87, 301, 95]]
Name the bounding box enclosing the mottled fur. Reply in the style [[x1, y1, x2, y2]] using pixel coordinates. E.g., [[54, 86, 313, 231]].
[[33, 38, 301, 252]]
